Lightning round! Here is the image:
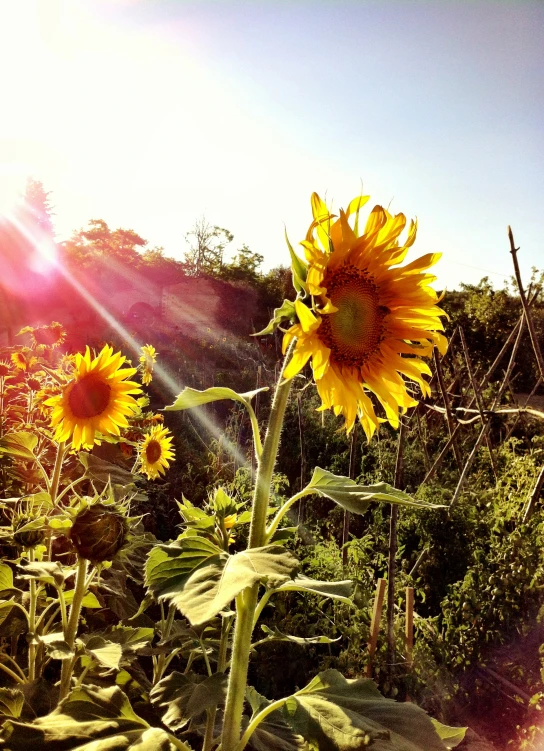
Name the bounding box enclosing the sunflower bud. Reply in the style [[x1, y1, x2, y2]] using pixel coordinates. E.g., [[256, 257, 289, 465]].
[[70, 504, 127, 563], [13, 518, 45, 549]]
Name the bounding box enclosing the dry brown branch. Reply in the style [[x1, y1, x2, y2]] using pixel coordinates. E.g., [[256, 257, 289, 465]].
[[522, 466, 544, 523], [505, 377, 543, 440], [433, 347, 463, 470], [509, 226, 544, 381], [420, 312, 528, 486], [459, 326, 498, 480], [450, 314, 527, 508]]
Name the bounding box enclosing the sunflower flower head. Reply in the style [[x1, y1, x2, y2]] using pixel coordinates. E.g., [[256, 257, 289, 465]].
[[139, 425, 175, 480], [283, 192, 447, 439], [139, 344, 157, 386], [44, 345, 141, 450]]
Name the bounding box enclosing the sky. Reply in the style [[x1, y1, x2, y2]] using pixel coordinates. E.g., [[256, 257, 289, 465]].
[[0, 0, 542, 290]]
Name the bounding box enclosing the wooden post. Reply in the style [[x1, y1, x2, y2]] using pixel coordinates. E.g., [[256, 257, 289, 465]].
[[365, 578, 387, 678], [405, 587, 414, 667], [386, 420, 407, 677]]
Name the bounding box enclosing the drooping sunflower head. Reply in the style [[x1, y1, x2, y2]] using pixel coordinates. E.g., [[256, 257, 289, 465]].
[[44, 345, 141, 450], [139, 344, 157, 386], [283, 192, 447, 439], [139, 425, 175, 480]]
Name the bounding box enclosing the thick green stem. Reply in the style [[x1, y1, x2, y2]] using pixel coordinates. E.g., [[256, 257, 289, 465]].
[[27, 550, 37, 681], [59, 558, 88, 701], [221, 345, 294, 751], [234, 696, 288, 751], [153, 603, 176, 685], [49, 441, 67, 505], [265, 488, 311, 543]]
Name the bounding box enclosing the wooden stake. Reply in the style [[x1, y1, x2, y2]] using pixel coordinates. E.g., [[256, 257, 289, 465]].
[[365, 578, 387, 678], [405, 587, 414, 667]]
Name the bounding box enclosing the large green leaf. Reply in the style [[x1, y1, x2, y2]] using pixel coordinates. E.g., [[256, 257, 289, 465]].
[[146, 540, 299, 625], [17, 561, 68, 588], [150, 671, 228, 732], [0, 685, 190, 751], [0, 564, 14, 592], [304, 468, 445, 514], [272, 575, 353, 605], [246, 686, 308, 751], [431, 719, 467, 749], [0, 432, 38, 460], [83, 627, 154, 670], [164, 385, 267, 412], [78, 453, 138, 486], [251, 671, 452, 751]]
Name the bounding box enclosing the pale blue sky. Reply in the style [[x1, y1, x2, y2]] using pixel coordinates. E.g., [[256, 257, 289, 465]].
[[0, 0, 542, 289]]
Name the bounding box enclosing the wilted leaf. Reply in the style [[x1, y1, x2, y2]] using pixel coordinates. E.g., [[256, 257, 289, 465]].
[[164, 385, 267, 412], [259, 625, 339, 646], [0, 432, 38, 460], [254, 299, 296, 337], [17, 561, 67, 587], [272, 575, 353, 605], [304, 468, 445, 514], [39, 632, 74, 660], [146, 540, 299, 625], [79, 453, 139, 486], [150, 671, 228, 732], [1, 685, 189, 750]]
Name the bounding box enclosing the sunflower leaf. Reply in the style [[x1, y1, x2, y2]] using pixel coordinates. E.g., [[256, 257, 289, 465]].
[[79, 453, 139, 486], [0, 685, 189, 751], [254, 299, 297, 337], [150, 671, 228, 732], [0, 432, 38, 460], [164, 385, 268, 412], [145, 540, 299, 626], [0, 564, 14, 592], [304, 467, 446, 514], [271, 575, 354, 605], [249, 670, 450, 751], [259, 625, 339, 646], [430, 719, 467, 749], [285, 229, 308, 294], [0, 688, 24, 720]]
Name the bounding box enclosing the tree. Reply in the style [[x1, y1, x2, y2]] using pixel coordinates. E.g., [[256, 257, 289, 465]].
[[184, 217, 233, 276], [21, 177, 55, 238], [61, 220, 147, 270], [221, 244, 264, 284]]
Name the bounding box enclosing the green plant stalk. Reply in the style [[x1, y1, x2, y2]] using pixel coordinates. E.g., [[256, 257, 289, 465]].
[[0, 661, 25, 685], [221, 344, 294, 751], [244, 399, 263, 459], [233, 696, 288, 751], [59, 557, 88, 700], [27, 549, 38, 681], [154, 603, 176, 685], [203, 614, 234, 751], [265, 487, 311, 542], [49, 441, 67, 506]]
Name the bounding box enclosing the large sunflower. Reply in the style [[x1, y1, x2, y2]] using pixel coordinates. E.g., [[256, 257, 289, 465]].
[[45, 345, 141, 450], [283, 193, 447, 439], [139, 425, 175, 480]]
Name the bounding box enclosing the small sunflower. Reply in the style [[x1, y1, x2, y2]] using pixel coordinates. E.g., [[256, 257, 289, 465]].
[[44, 345, 141, 450], [11, 351, 36, 371], [139, 344, 157, 386], [139, 425, 175, 480], [283, 193, 447, 439]]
